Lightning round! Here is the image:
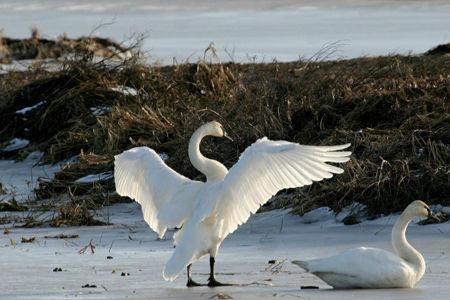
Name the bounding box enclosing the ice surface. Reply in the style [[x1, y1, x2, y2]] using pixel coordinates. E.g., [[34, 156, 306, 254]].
[[0, 0, 449, 13], [1, 138, 30, 152], [0, 1, 449, 64], [1, 203, 450, 299], [75, 172, 114, 184]]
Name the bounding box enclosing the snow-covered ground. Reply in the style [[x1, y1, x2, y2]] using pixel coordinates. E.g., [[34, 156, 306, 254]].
[[0, 0, 450, 64], [1, 203, 450, 300], [0, 152, 61, 202], [1, 139, 30, 152]]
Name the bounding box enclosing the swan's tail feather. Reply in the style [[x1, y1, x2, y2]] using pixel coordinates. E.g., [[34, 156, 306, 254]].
[[163, 244, 196, 281], [292, 260, 310, 272]]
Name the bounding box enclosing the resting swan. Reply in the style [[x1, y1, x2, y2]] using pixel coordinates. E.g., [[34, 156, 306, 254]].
[[114, 121, 351, 286], [292, 200, 434, 289]]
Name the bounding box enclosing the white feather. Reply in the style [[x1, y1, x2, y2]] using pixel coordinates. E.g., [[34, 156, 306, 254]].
[[114, 147, 203, 238], [214, 138, 351, 237], [292, 200, 429, 289], [114, 121, 351, 282]]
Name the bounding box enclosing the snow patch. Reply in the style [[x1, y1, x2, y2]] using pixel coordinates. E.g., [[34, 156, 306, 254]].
[[335, 202, 369, 222], [90, 106, 112, 116], [0, 151, 60, 202], [75, 172, 113, 183], [111, 85, 138, 96], [2, 138, 30, 152], [298, 207, 335, 224], [296, 203, 372, 226], [159, 152, 169, 161], [15, 101, 46, 114]]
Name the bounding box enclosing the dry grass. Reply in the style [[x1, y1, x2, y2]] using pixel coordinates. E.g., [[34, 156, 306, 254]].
[[0, 44, 449, 218], [51, 200, 108, 227], [0, 199, 27, 211], [0, 28, 133, 63]]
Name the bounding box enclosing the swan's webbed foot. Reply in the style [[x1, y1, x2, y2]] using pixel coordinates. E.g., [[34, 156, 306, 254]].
[[186, 264, 205, 287], [207, 256, 235, 287], [207, 277, 235, 287], [186, 279, 205, 287]]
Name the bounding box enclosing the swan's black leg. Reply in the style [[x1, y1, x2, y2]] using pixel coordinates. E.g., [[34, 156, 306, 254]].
[[186, 264, 204, 287], [207, 257, 234, 287]]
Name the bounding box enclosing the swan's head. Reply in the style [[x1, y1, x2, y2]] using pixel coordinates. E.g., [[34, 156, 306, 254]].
[[202, 121, 233, 141], [406, 200, 433, 219]]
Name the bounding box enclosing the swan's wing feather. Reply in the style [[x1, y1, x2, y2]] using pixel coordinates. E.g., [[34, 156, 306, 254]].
[[114, 147, 203, 237], [305, 247, 408, 275], [216, 138, 351, 236]]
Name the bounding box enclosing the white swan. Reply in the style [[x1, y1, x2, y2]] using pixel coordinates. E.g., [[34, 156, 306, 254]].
[[114, 121, 351, 286], [292, 200, 434, 289]]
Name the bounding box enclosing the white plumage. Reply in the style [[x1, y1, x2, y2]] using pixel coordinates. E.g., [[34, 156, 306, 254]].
[[114, 147, 203, 238], [114, 121, 351, 286], [292, 200, 432, 289]]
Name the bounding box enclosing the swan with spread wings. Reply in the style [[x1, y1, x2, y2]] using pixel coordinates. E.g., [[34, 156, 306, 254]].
[[114, 121, 351, 287]]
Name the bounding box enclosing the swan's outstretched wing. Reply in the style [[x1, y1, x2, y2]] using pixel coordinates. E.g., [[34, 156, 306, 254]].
[[114, 147, 204, 238], [215, 138, 351, 236]]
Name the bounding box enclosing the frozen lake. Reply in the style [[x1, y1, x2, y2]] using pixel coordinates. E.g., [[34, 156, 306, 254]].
[[0, 0, 450, 64], [1, 203, 450, 300]]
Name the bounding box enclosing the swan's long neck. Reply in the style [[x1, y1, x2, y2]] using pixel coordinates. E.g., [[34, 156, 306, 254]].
[[188, 127, 227, 182], [391, 211, 426, 278]]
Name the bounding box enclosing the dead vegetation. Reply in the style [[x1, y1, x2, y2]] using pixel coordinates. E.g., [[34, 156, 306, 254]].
[[0, 41, 449, 219], [78, 239, 96, 254], [0, 28, 132, 64], [44, 233, 79, 239], [21, 236, 36, 243], [51, 200, 108, 227], [426, 43, 450, 56], [0, 199, 27, 211]]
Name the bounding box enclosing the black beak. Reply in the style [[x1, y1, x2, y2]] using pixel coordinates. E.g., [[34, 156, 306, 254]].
[[223, 131, 234, 142]]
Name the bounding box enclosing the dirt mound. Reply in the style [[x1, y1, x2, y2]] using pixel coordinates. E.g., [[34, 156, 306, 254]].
[[426, 43, 450, 56], [0, 45, 449, 218], [0, 28, 132, 64]]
